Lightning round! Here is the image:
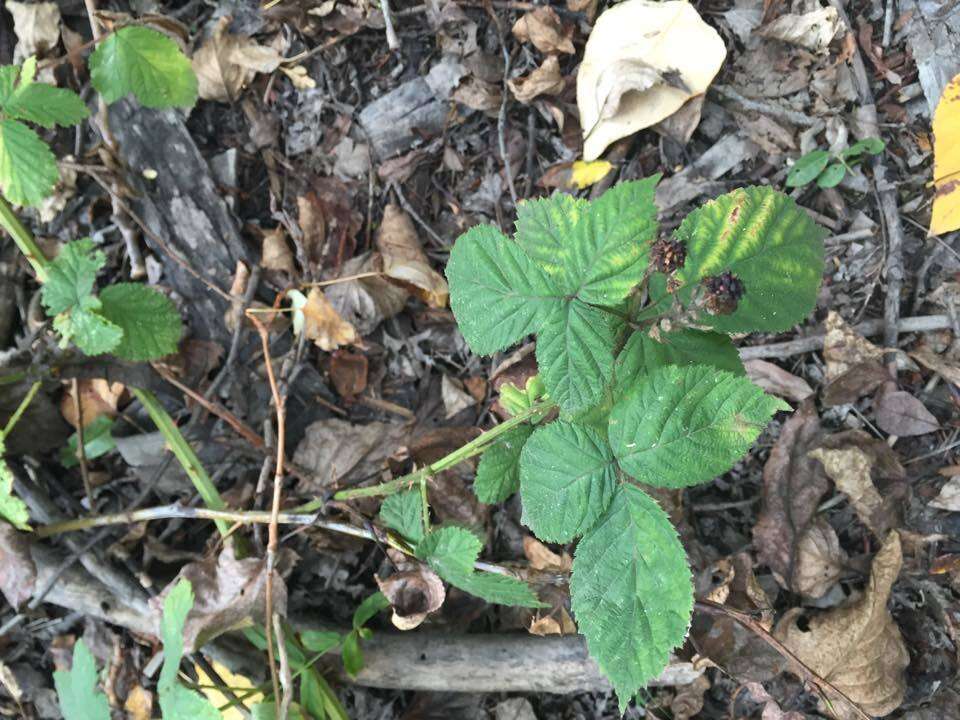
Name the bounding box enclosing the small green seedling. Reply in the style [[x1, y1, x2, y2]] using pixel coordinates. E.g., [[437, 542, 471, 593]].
[[424, 178, 827, 710], [786, 137, 885, 189]]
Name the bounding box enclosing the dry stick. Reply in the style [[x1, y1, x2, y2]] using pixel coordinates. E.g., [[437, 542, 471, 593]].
[[247, 312, 287, 719], [490, 7, 519, 207], [695, 600, 871, 720], [380, 0, 401, 50], [827, 0, 907, 377], [70, 378, 94, 505]]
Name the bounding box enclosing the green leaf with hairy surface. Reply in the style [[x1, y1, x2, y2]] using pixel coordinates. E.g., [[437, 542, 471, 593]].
[[41, 239, 104, 315], [158, 580, 220, 720], [0, 57, 89, 129], [90, 26, 197, 109], [474, 424, 534, 503], [570, 484, 692, 710], [379, 489, 425, 544], [536, 300, 616, 413], [609, 364, 788, 488], [515, 192, 587, 273], [53, 640, 110, 720], [53, 307, 122, 356], [446, 224, 564, 354], [650, 186, 825, 333], [98, 283, 182, 360], [0, 118, 58, 206], [416, 526, 542, 607], [519, 421, 616, 542], [786, 149, 830, 187], [614, 328, 744, 394]]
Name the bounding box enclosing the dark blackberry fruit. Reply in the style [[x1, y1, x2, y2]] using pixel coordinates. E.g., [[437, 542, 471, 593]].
[[649, 238, 686, 274], [702, 271, 745, 315]]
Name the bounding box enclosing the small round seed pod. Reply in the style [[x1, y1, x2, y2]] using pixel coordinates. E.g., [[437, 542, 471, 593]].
[[702, 271, 745, 315], [650, 238, 687, 275]]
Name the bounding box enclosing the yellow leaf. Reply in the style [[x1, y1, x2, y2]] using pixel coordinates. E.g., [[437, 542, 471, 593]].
[[194, 660, 263, 719], [931, 73, 960, 235], [569, 160, 614, 189]]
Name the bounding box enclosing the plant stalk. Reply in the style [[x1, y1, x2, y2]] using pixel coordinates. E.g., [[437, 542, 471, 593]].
[[0, 195, 49, 280]]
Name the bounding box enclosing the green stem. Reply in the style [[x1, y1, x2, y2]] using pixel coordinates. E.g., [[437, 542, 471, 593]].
[[333, 401, 554, 501], [130, 387, 229, 535], [2, 381, 41, 438], [0, 194, 49, 281]]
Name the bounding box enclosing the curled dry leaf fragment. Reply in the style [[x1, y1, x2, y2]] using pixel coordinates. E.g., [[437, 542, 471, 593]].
[[376, 563, 446, 630], [755, 7, 840, 53], [930, 475, 960, 512], [290, 287, 359, 351], [376, 204, 449, 309], [792, 517, 846, 598], [60, 378, 124, 429], [192, 17, 283, 102], [774, 531, 910, 718], [7, 1, 61, 59], [508, 55, 565, 104], [511, 7, 575, 55], [577, 0, 726, 160], [809, 446, 892, 537], [260, 226, 296, 275], [930, 73, 960, 236]]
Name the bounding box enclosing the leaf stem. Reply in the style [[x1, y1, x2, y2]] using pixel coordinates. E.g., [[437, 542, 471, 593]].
[[1, 381, 42, 438], [0, 194, 49, 281], [332, 401, 554, 502]]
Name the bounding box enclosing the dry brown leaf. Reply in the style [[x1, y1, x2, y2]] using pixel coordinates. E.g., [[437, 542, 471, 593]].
[[376, 204, 448, 308], [295, 287, 359, 351], [874, 381, 939, 437], [577, 0, 726, 160], [155, 545, 287, 652], [511, 7, 574, 54], [441, 375, 475, 418], [376, 563, 445, 630], [742, 682, 805, 720], [823, 311, 884, 380], [192, 18, 282, 102], [329, 349, 368, 399], [452, 77, 502, 114], [810, 446, 891, 537], [744, 359, 813, 403], [793, 518, 847, 598], [324, 253, 409, 336], [60, 379, 124, 430], [260, 226, 296, 274], [528, 615, 563, 636], [930, 476, 960, 512], [522, 536, 573, 572], [508, 55, 565, 103], [123, 686, 154, 720], [0, 525, 35, 609], [911, 348, 960, 387], [671, 674, 711, 720], [7, 1, 61, 59], [756, 7, 840, 52], [753, 402, 831, 593], [566, 0, 598, 21], [774, 531, 910, 718]]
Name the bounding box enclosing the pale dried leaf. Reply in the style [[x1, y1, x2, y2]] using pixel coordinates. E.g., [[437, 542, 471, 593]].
[[376, 564, 446, 630], [522, 535, 573, 572], [124, 686, 154, 720], [774, 531, 909, 718], [508, 55, 565, 104], [809, 446, 891, 537], [192, 18, 282, 102], [0, 525, 35, 609], [911, 348, 960, 387], [376, 204, 448, 308], [60, 379, 124, 429], [441, 375, 475, 418], [7, 1, 61, 59], [577, 0, 726, 160], [511, 7, 574, 54], [793, 518, 846, 598], [325, 253, 409, 336], [756, 7, 840, 52], [260, 227, 296, 274], [930, 476, 960, 512], [823, 311, 884, 381], [292, 288, 359, 351], [744, 359, 813, 402], [528, 615, 563, 636]]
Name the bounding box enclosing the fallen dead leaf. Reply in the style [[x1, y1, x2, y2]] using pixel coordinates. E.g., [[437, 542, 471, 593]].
[[260, 226, 296, 275], [452, 77, 502, 114], [756, 7, 840, 53], [194, 660, 262, 719], [60, 378, 125, 430], [930, 476, 960, 512], [793, 518, 847, 598], [911, 348, 960, 387], [744, 359, 814, 403], [376, 563, 446, 630], [930, 72, 960, 236], [192, 17, 283, 102], [376, 204, 448, 308], [156, 544, 287, 651], [671, 674, 711, 720], [577, 0, 726, 160], [570, 160, 614, 189], [508, 55, 565, 103], [0, 525, 35, 609], [753, 401, 831, 593], [324, 253, 409, 336], [821, 311, 888, 405], [874, 381, 939, 437], [522, 536, 573, 572], [441, 375, 476, 418], [329, 349, 368, 399], [290, 287, 359, 351], [810, 446, 892, 537], [7, 1, 61, 60], [651, 94, 706, 145], [742, 682, 805, 720], [511, 7, 574, 54], [528, 615, 562, 636], [774, 531, 910, 718], [123, 686, 153, 720]]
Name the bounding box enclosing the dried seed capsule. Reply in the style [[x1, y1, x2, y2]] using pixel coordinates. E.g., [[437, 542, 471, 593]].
[[649, 238, 687, 275], [702, 271, 745, 315]]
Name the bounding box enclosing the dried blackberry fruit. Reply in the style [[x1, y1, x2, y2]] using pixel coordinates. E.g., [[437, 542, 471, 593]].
[[702, 271, 745, 315], [650, 238, 687, 274]]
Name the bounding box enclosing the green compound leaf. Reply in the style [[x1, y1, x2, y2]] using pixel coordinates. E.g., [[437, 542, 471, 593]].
[[53, 307, 123, 356], [474, 423, 534, 503], [519, 420, 616, 542], [609, 364, 788, 488], [416, 526, 542, 607], [446, 224, 564, 355], [651, 186, 825, 333], [158, 579, 220, 720], [570, 484, 692, 711], [98, 283, 182, 361], [90, 26, 198, 109], [379, 489, 425, 544], [53, 640, 111, 720], [0, 436, 30, 530], [786, 149, 830, 187], [41, 239, 104, 315], [536, 300, 616, 413], [0, 118, 58, 206], [614, 328, 744, 394], [0, 57, 89, 129]]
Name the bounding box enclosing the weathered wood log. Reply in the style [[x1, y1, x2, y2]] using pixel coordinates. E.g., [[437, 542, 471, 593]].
[[106, 100, 251, 344], [900, 0, 960, 115]]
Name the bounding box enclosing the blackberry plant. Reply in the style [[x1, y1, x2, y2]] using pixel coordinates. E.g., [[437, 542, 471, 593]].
[[437, 178, 826, 709]]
